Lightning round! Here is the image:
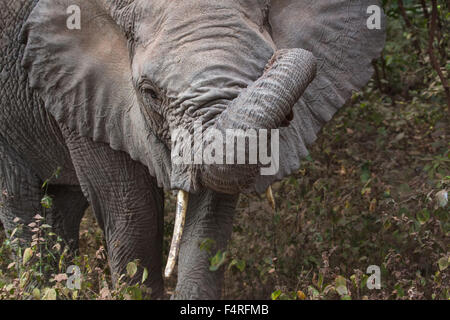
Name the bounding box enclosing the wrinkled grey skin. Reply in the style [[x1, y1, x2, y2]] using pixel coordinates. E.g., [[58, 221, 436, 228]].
[[0, 0, 385, 299]]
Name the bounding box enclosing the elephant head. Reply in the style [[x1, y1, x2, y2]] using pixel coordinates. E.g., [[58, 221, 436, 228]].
[[21, 0, 385, 277]]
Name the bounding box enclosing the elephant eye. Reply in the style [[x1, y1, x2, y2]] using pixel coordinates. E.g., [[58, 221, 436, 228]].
[[144, 87, 159, 100], [138, 78, 161, 102]]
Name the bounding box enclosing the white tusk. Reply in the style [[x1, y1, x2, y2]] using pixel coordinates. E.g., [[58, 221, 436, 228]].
[[266, 186, 276, 211], [164, 190, 189, 278]]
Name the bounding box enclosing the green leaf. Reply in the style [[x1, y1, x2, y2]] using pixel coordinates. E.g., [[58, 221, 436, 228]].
[[19, 271, 30, 288], [41, 179, 49, 189], [394, 284, 404, 298], [336, 286, 348, 296], [127, 261, 138, 278], [32, 288, 41, 300], [271, 290, 281, 300], [142, 268, 148, 284], [40, 195, 53, 209], [5, 284, 14, 293], [308, 286, 320, 298], [335, 275, 347, 287], [416, 209, 430, 225], [438, 257, 448, 271], [42, 288, 57, 300], [229, 259, 246, 272], [317, 273, 324, 290], [360, 163, 371, 183], [23, 248, 33, 265], [127, 287, 143, 300], [54, 167, 62, 179], [335, 276, 348, 296], [209, 250, 227, 272]]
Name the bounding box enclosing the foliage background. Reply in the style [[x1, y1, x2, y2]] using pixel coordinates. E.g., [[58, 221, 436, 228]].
[[0, 0, 448, 300]]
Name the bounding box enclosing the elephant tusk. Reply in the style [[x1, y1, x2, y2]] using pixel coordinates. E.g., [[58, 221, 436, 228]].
[[164, 190, 189, 278], [266, 186, 276, 211]]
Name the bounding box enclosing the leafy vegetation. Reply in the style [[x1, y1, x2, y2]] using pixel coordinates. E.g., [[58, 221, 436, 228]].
[[0, 0, 448, 300], [223, 0, 449, 300]]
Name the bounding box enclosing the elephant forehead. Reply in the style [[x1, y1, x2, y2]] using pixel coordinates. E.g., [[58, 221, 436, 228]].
[[137, 0, 267, 25], [132, 6, 275, 99]]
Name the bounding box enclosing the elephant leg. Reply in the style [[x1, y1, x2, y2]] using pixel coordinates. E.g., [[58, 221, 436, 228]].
[[46, 184, 89, 252], [62, 130, 165, 297], [0, 143, 87, 253], [173, 191, 239, 300], [0, 143, 45, 243]]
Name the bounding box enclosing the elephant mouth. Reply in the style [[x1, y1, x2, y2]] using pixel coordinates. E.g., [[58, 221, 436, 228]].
[[164, 48, 317, 278]]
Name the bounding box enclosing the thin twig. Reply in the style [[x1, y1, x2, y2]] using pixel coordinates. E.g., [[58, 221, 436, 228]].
[[427, 0, 450, 109], [372, 60, 384, 93], [419, 0, 430, 21], [397, 0, 422, 57]]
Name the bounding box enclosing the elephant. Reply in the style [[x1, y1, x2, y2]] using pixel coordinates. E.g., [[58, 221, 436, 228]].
[[0, 0, 386, 299]]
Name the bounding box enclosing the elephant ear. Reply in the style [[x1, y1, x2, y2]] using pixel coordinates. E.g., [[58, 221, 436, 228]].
[[21, 0, 171, 188], [253, 0, 386, 193]]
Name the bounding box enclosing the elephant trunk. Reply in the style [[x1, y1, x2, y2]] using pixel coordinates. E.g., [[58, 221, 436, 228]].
[[166, 49, 316, 278], [200, 48, 317, 194]]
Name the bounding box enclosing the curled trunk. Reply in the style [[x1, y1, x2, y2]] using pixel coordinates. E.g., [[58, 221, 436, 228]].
[[196, 48, 316, 194]]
